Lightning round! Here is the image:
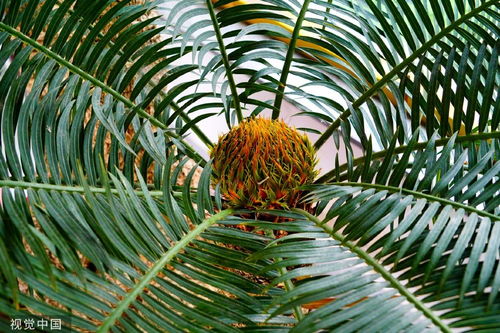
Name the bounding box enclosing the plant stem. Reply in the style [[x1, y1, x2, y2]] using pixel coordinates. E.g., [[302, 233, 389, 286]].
[[273, 0, 313, 118], [205, 0, 243, 123], [316, 131, 500, 183], [0, 22, 167, 131], [293, 208, 452, 333], [57, 0, 213, 148], [176, 101, 214, 148], [320, 0, 333, 32], [0, 21, 208, 166], [313, 0, 497, 150], [323, 182, 499, 222], [97, 209, 234, 333], [0, 179, 174, 198], [264, 229, 304, 321]]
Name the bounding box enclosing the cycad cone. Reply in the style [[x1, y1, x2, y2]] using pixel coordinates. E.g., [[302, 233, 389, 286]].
[[210, 118, 318, 210]]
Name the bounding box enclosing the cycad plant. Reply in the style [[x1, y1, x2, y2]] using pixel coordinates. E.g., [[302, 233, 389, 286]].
[[0, 0, 499, 332]]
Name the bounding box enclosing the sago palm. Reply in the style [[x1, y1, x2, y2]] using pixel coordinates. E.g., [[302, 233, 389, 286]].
[[0, 0, 498, 332]]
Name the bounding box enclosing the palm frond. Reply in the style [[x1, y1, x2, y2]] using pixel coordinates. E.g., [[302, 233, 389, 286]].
[[251, 193, 498, 331], [1, 1, 498, 331], [312, 0, 498, 150], [0, 156, 285, 331], [320, 131, 499, 216], [0, 0, 207, 187]]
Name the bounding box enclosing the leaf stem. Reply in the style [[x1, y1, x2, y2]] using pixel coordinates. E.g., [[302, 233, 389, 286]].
[[264, 229, 304, 321], [0, 22, 209, 165], [320, 0, 333, 32], [97, 209, 234, 333], [0, 22, 167, 131], [293, 208, 452, 333], [316, 131, 500, 183], [0, 179, 173, 198], [313, 0, 497, 150], [205, 0, 243, 123], [323, 182, 499, 221], [273, 0, 312, 118], [57, 1, 213, 147]]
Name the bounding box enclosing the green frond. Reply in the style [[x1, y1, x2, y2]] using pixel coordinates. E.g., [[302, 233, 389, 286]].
[[0, 156, 278, 331], [314, 0, 498, 150], [0, 0, 498, 331]]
